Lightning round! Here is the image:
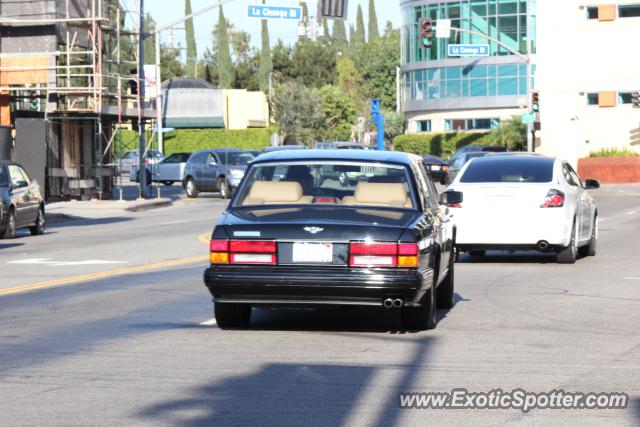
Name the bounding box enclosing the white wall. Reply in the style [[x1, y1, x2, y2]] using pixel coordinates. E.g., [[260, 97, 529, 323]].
[[536, 0, 640, 165]]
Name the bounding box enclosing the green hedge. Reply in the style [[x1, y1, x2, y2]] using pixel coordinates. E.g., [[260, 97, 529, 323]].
[[115, 128, 274, 157], [392, 132, 493, 158], [588, 147, 639, 158]]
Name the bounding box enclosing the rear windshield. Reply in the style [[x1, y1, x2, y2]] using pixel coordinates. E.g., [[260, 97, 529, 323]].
[[235, 162, 416, 209], [219, 152, 255, 165], [460, 158, 554, 183], [163, 153, 191, 163]]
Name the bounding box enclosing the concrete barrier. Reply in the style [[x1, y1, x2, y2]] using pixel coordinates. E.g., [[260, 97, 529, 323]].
[[577, 157, 640, 184]]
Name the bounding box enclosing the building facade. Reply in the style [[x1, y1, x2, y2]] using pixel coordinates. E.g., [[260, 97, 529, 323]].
[[399, 0, 536, 134], [536, 1, 640, 162]]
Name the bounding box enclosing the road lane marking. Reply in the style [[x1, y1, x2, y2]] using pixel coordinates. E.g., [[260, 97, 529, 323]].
[[0, 255, 208, 298], [158, 220, 189, 225], [199, 232, 211, 244], [8, 258, 126, 267], [200, 318, 218, 326], [626, 211, 636, 215]]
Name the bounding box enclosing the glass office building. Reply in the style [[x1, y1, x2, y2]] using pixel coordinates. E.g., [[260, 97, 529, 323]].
[[400, 0, 536, 133]]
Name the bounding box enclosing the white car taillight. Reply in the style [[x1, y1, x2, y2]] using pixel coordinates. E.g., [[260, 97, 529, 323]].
[[541, 189, 565, 208]]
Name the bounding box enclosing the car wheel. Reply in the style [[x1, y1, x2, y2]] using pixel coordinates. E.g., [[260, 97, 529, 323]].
[[437, 255, 455, 309], [2, 208, 16, 239], [401, 278, 437, 331], [469, 250, 485, 257], [214, 302, 251, 329], [162, 181, 174, 186], [29, 207, 45, 236], [557, 220, 577, 264], [185, 178, 199, 198], [579, 215, 597, 257], [219, 178, 231, 199]]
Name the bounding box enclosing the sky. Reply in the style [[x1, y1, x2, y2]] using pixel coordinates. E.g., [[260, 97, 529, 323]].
[[121, 0, 403, 57]]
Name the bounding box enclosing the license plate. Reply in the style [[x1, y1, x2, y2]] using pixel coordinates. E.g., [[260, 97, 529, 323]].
[[292, 242, 333, 263], [430, 165, 442, 171]]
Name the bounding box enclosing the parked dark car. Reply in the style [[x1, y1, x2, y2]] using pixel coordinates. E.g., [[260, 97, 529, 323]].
[[203, 150, 461, 331], [446, 152, 491, 184], [421, 154, 448, 185], [260, 145, 307, 154], [182, 149, 255, 199], [0, 161, 45, 239], [315, 141, 366, 150]]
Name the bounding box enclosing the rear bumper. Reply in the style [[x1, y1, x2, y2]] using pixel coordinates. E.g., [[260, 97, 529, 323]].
[[204, 265, 433, 308]]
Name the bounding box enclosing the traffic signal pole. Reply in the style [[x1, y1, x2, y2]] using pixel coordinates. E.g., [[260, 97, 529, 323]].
[[526, 0, 534, 152]]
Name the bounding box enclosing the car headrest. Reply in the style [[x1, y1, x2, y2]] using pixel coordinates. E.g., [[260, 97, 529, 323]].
[[245, 181, 303, 204], [354, 182, 408, 206]]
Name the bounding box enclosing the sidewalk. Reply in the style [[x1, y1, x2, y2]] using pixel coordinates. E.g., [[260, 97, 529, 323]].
[[45, 182, 182, 222]]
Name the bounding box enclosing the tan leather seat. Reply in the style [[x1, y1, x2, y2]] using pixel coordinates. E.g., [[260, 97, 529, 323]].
[[342, 182, 413, 208], [243, 181, 313, 205]]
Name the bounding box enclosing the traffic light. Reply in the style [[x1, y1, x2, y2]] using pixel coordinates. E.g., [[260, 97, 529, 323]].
[[317, 0, 348, 20], [532, 91, 540, 112], [632, 91, 640, 108], [420, 18, 433, 48]]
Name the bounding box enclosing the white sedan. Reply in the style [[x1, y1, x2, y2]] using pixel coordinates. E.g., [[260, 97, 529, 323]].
[[444, 154, 600, 264], [130, 152, 191, 186]]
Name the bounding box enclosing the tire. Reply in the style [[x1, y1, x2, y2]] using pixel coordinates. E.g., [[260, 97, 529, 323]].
[[469, 250, 485, 257], [162, 181, 174, 186], [437, 255, 455, 309], [219, 178, 231, 199], [214, 302, 251, 329], [184, 178, 199, 198], [579, 215, 597, 257], [29, 207, 45, 236], [2, 208, 16, 239], [401, 277, 437, 331], [557, 220, 577, 264]]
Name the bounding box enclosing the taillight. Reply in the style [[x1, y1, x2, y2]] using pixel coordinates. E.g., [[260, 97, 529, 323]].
[[541, 189, 565, 208], [349, 242, 419, 268], [210, 239, 276, 265]]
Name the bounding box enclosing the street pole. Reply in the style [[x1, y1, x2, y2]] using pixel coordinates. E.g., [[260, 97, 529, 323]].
[[137, 0, 149, 198], [155, 32, 163, 154], [526, 0, 534, 152]]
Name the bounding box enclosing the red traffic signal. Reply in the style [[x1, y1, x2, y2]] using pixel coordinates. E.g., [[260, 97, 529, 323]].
[[532, 91, 540, 112], [420, 18, 432, 48]]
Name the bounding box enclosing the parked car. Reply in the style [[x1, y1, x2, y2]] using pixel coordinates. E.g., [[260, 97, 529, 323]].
[[130, 152, 191, 186], [116, 149, 164, 174], [0, 161, 45, 239], [446, 152, 490, 184], [182, 149, 255, 199], [445, 155, 600, 263], [203, 150, 461, 330], [315, 141, 366, 150], [446, 145, 508, 170], [422, 154, 448, 185], [260, 145, 307, 154]]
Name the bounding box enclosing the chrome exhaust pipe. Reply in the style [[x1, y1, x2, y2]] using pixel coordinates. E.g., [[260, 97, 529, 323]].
[[383, 298, 394, 309], [537, 240, 550, 251], [393, 298, 404, 308]]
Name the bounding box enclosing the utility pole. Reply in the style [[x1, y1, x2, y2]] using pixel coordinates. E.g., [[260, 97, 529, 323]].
[[155, 32, 163, 154], [137, 0, 149, 198], [526, 0, 534, 152]]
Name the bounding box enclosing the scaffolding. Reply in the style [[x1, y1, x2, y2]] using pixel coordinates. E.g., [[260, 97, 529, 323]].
[[0, 0, 156, 199]]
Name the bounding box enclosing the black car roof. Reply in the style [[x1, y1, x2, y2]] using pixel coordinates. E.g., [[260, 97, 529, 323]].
[[253, 149, 420, 165]]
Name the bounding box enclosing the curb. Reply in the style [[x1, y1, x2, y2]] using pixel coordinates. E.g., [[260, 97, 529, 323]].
[[125, 198, 173, 212]]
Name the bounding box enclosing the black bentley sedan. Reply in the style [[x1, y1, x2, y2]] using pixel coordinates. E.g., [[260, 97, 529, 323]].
[[0, 161, 45, 239], [204, 150, 461, 331]]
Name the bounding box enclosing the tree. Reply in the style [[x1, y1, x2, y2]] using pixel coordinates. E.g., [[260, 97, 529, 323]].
[[216, 7, 235, 88], [319, 85, 357, 141], [143, 13, 156, 64], [349, 24, 356, 44], [488, 116, 526, 150], [354, 4, 366, 45], [383, 111, 405, 141], [185, 0, 198, 77], [337, 56, 362, 98], [258, 5, 272, 93], [271, 40, 293, 81], [368, 0, 380, 42], [290, 38, 337, 88], [332, 20, 348, 52], [271, 81, 323, 144], [160, 44, 184, 80]]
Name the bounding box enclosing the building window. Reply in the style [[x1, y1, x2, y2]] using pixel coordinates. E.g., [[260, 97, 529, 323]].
[[417, 120, 432, 132], [586, 6, 598, 19], [619, 4, 640, 17], [444, 118, 500, 131], [618, 92, 633, 104], [586, 93, 599, 105]]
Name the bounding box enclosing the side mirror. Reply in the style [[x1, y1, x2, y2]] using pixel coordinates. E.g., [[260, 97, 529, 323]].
[[584, 179, 600, 190], [441, 191, 463, 207]]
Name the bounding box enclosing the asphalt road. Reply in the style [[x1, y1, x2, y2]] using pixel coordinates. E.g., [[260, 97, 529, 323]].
[[0, 185, 639, 426]]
